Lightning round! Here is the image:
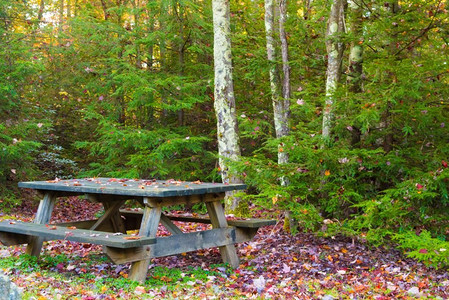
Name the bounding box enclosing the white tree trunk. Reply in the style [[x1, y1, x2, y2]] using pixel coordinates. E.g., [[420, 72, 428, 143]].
[[322, 0, 345, 142], [264, 0, 290, 165], [212, 0, 243, 211], [278, 0, 291, 166]]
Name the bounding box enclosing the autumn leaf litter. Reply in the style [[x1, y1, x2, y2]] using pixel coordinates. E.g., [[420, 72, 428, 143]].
[[1, 197, 448, 299]]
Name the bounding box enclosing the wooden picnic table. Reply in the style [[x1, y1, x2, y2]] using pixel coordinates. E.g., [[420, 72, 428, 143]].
[[0, 178, 275, 283]]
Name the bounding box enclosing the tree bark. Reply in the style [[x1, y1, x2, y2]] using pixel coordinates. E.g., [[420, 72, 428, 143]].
[[100, 0, 109, 21], [131, 0, 142, 68], [383, 0, 400, 153], [66, 0, 71, 18], [37, 0, 45, 22], [59, 0, 64, 31], [347, 0, 363, 93], [265, 0, 295, 231], [212, 0, 244, 212], [347, 0, 363, 146], [322, 0, 345, 143]]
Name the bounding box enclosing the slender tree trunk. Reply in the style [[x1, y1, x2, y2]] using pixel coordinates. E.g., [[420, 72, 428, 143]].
[[383, 0, 400, 153], [212, 0, 244, 212], [66, 0, 71, 18], [177, 2, 185, 127], [278, 0, 291, 141], [278, 0, 296, 233], [131, 0, 142, 68], [347, 0, 363, 93], [145, 1, 156, 70], [37, 0, 45, 22], [58, 0, 64, 32], [74, 0, 78, 17], [304, 0, 312, 20], [347, 0, 363, 146], [100, 0, 109, 21], [322, 0, 345, 143]]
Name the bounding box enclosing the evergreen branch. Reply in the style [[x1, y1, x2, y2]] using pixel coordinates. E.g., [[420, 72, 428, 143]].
[[394, 0, 443, 56]]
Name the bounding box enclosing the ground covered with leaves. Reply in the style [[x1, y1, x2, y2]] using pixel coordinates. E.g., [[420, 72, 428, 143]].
[[0, 197, 448, 299]]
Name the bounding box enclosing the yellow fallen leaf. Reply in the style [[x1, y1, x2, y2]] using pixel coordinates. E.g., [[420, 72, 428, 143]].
[[325, 170, 331, 176]]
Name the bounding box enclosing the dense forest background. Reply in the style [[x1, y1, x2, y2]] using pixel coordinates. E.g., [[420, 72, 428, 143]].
[[1, 0, 448, 267]]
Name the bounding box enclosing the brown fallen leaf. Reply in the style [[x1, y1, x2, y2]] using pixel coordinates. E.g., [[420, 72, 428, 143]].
[[67, 226, 77, 230], [124, 236, 141, 240]]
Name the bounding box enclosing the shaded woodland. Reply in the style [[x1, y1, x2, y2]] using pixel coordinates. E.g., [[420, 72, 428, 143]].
[[1, 0, 449, 267]]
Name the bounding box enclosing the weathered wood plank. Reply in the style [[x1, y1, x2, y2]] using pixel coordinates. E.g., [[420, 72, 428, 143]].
[[19, 178, 246, 198], [0, 232, 30, 246], [89, 198, 126, 232], [104, 227, 236, 264], [119, 210, 276, 229], [143, 192, 225, 207], [0, 221, 155, 248], [26, 192, 57, 257], [206, 201, 240, 268], [128, 198, 162, 283], [160, 214, 183, 235]]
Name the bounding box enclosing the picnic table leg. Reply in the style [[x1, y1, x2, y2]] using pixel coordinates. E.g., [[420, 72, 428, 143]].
[[25, 192, 57, 257], [88, 195, 126, 233], [128, 198, 162, 283], [205, 201, 240, 268]]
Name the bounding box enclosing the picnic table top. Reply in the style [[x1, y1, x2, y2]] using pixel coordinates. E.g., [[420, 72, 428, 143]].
[[18, 178, 246, 197]]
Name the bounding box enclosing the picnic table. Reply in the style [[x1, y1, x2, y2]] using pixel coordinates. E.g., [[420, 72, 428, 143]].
[[0, 178, 275, 283]]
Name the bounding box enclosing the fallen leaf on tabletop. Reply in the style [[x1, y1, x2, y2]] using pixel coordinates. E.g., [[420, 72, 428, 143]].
[[124, 236, 141, 240]]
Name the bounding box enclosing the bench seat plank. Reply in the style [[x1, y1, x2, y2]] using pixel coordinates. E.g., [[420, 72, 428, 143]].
[[0, 221, 155, 248], [120, 210, 276, 229]]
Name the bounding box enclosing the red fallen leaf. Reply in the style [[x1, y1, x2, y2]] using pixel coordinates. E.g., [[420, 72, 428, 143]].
[[47, 225, 57, 230], [73, 183, 82, 186], [442, 160, 448, 168], [9, 221, 16, 225], [416, 183, 424, 190], [419, 248, 428, 253]]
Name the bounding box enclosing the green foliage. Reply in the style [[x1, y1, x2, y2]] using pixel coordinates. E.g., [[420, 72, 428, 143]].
[[393, 230, 449, 269], [1, 0, 449, 268], [76, 119, 215, 180]]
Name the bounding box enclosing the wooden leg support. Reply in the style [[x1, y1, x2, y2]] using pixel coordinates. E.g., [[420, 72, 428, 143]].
[[26, 192, 57, 257], [205, 201, 240, 268], [128, 198, 162, 283]]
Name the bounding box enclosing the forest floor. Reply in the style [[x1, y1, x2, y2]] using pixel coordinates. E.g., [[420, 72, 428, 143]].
[[0, 197, 448, 299]]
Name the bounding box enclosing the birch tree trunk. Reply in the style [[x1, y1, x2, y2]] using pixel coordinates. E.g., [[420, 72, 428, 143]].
[[322, 0, 345, 142], [264, 0, 290, 162], [265, 0, 295, 232], [212, 0, 244, 212]]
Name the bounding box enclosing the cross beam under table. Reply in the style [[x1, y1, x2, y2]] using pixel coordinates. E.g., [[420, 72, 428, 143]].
[[8, 178, 268, 283]]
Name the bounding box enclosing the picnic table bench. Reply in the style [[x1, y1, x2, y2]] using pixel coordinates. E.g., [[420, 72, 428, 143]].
[[0, 178, 275, 283]]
